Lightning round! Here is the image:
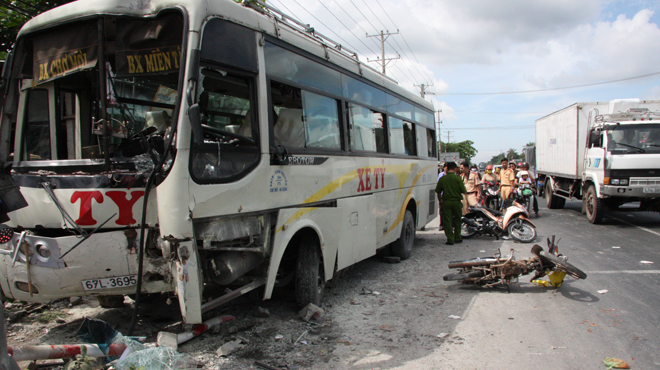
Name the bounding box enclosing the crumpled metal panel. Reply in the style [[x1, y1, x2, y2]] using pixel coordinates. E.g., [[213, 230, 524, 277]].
[[194, 214, 266, 243]]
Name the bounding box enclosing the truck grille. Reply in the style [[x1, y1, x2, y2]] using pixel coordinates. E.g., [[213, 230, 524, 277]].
[[629, 178, 660, 186]]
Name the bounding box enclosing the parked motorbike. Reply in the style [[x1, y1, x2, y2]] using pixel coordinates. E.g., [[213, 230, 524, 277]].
[[461, 199, 536, 243], [443, 236, 587, 287], [481, 181, 500, 210], [513, 183, 535, 215]]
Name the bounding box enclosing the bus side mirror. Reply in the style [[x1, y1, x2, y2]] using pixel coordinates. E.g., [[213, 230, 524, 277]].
[[189, 103, 204, 146]]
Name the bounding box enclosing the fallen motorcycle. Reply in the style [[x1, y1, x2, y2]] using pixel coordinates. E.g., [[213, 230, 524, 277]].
[[443, 236, 587, 288], [461, 198, 536, 243]]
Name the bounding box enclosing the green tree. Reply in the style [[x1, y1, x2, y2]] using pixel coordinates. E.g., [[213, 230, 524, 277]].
[[1, 0, 73, 58], [489, 153, 506, 165], [506, 148, 520, 161], [439, 140, 478, 162]]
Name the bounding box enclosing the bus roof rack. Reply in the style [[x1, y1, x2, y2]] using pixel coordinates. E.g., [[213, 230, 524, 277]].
[[252, 0, 361, 62]]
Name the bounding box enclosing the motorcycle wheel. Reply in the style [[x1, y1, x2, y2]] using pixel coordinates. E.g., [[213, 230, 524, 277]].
[[507, 219, 536, 243], [461, 220, 479, 239], [540, 253, 588, 280], [443, 270, 485, 281]]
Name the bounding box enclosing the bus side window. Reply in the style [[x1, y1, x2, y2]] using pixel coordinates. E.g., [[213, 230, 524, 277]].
[[270, 81, 304, 148], [348, 103, 386, 153], [389, 117, 406, 155], [426, 128, 436, 158], [301, 90, 341, 150], [403, 121, 416, 156], [23, 89, 51, 160]]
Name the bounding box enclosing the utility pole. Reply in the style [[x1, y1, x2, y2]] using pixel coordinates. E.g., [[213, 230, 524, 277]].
[[446, 130, 453, 152], [435, 109, 441, 154], [415, 83, 435, 99], [366, 30, 400, 74]]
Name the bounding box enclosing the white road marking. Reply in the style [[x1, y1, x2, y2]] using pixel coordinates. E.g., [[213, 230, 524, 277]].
[[586, 270, 660, 274], [610, 216, 660, 237]]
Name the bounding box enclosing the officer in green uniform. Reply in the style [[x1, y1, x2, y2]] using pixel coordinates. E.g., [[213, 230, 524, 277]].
[[435, 162, 467, 245]]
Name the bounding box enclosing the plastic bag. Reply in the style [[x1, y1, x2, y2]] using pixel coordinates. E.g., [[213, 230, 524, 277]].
[[116, 347, 197, 370], [603, 357, 630, 369]]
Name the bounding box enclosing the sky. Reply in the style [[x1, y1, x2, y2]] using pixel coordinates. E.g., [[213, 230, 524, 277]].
[[268, 0, 660, 163]]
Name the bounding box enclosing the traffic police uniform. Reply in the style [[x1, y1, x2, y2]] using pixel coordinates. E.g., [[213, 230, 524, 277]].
[[435, 171, 467, 245]]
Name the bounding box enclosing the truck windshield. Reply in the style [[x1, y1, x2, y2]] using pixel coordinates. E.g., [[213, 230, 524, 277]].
[[606, 124, 660, 154], [8, 11, 183, 167]]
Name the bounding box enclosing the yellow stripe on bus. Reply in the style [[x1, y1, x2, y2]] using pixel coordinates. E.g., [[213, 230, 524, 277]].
[[275, 163, 430, 234], [381, 164, 435, 238]]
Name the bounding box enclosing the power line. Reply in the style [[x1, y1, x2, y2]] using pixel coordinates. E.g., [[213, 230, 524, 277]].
[[444, 71, 660, 96], [348, 0, 379, 33], [342, 0, 420, 83], [453, 110, 548, 114], [355, 0, 428, 84], [373, 0, 434, 84], [329, 0, 385, 52], [279, 0, 364, 57], [444, 125, 535, 130], [315, 0, 379, 56]]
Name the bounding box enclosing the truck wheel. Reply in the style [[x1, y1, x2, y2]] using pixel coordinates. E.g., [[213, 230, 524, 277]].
[[545, 181, 565, 209], [295, 234, 325, 307], [391, 210, 415, 260], [585, 185, 604, 224]]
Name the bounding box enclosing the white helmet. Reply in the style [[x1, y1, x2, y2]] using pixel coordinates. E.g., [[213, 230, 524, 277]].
[[518, 171, 529, 177]]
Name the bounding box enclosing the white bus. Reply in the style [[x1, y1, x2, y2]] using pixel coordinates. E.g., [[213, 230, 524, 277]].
[[0, 0, 438, 323]]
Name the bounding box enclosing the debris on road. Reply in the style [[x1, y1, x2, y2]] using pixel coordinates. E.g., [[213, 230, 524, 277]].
[[436, 333, 449, 339], [640, 261, 654, 264], [116, 346, 197, 370], [8, 343, 126, 362], [298, 304, 324, 323], [448, 315, 461, 320], [216, 339, 246, 357], [156, 315, 235, 350], [598, 290, 609, 294], [254, 306, 270, 318], [603, 357, 630, 369]]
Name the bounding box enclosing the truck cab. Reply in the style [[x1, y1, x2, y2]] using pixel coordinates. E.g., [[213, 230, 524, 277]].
[[582, 101, 660, 223]]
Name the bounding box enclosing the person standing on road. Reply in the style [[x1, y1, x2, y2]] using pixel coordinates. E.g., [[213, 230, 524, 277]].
[[482, 165, 499, 183], [460, 162, 481, 215], [437, 163, 448, 231], [499, 158, 516, 205], [435, 162, 467, 245]]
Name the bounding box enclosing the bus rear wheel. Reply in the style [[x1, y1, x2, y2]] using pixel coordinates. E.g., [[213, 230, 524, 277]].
[[391, 210, 415, 260], [295, 234, 325, 307]]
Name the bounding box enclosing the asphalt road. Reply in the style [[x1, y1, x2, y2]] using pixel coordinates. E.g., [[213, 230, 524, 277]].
[[405, 200, 660, 370]]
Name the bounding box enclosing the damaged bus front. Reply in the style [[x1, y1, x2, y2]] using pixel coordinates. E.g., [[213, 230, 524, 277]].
[[0, 10, 186, 307]]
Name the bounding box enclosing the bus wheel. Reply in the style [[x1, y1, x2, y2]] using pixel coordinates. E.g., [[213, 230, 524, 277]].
[[391, 210, 415, 260], [295, 234, 325, 307]]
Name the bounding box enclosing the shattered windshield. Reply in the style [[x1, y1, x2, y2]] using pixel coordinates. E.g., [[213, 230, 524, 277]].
[[8, 11, 183, 167], [606, 124, 660, 154]]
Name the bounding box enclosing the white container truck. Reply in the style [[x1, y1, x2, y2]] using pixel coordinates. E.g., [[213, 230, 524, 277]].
[[536, 99, 660, 223]]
